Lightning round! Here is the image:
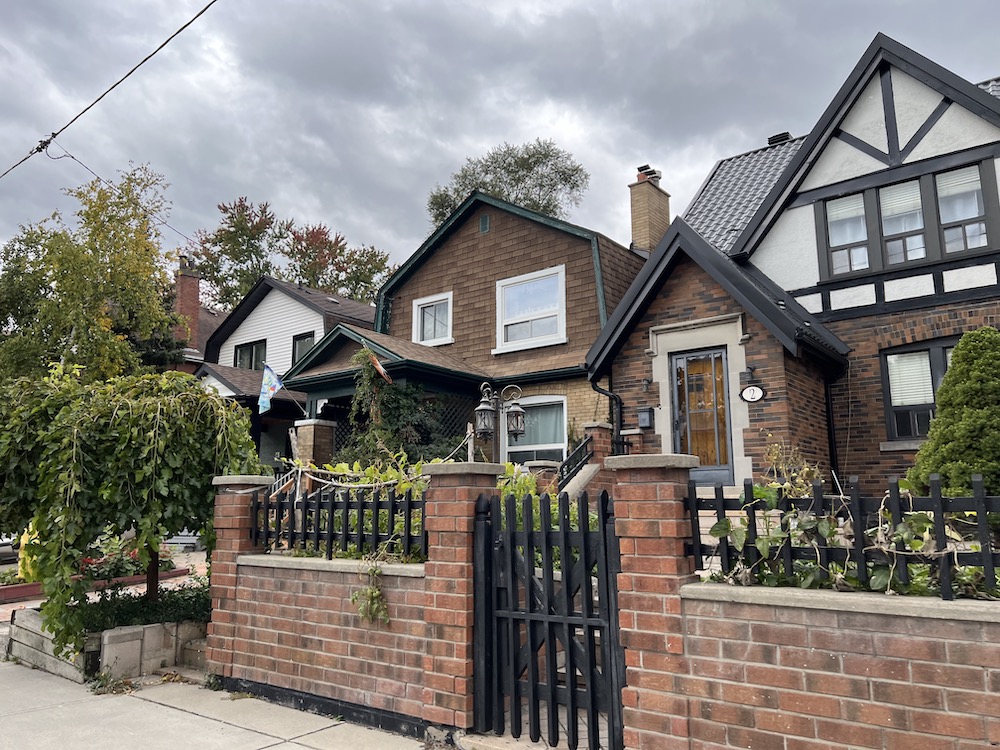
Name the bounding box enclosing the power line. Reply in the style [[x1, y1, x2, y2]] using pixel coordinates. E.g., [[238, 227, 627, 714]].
[[0, 0, 221, 184], [45, 139, 195, 245]]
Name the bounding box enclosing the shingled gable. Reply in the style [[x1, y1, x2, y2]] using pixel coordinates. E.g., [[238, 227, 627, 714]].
[[728, 32, 1000, 263], [586, 217, 849, 379], [375, 190, 635, 332], [204, 276, 375, 364]]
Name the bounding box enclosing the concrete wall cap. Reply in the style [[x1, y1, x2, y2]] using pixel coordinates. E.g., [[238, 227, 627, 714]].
[[422, 462, 505, 477], [293, 419, 337, 427], [237, 553, 426, 578], [212, 475, 274, 487], [605, 454, 699, 470], [582, 422, 613, 430]]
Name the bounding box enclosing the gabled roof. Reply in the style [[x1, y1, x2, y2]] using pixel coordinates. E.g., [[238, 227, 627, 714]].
[[197, 362, 307, 404], [683, 137, 805, 255], [204, 277, 375, 363], [586, 218, 850, 379], [374, 190, 641, 331], [728, 32, 1000, 262], [285, 323, 491, 387]]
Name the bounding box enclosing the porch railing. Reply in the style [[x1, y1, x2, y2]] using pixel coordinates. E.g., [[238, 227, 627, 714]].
[[557, 434, 594, 491]]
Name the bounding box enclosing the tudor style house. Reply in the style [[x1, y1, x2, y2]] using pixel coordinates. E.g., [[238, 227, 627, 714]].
[[588, 34, 1000, 493], [284, 190, 652, 466], [197, 276, 375, 469]]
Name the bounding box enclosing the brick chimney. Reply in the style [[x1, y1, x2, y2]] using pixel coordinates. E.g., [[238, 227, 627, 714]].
[[629, 165, 671, 253], [174, 255, 201, 350]]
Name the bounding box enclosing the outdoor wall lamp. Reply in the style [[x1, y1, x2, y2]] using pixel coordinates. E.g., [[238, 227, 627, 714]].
[[475, 382, 524, 461]]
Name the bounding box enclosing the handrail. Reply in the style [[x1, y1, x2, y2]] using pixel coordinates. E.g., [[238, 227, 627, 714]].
[[557, 434, 594, 491]]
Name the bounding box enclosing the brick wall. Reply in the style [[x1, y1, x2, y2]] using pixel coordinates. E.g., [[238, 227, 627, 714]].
[[825, 300, 1000, 494]]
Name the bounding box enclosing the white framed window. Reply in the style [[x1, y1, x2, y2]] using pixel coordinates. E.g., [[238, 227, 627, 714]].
[[412, 291, 453, 346], [503, 395, 567, 463], [492, 265, 567, 354]]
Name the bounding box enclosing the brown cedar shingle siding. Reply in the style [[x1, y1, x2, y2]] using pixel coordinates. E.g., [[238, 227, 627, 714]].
[[597, 236, 646, 318], [385, 206, 605, 378]]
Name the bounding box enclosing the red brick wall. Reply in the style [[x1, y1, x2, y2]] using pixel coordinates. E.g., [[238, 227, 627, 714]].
[[824, 300, 1000, 494]]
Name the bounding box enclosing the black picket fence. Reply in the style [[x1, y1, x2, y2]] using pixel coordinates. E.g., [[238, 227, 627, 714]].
[[250, 485, 427, 560], [688, 474, 1000, 600]]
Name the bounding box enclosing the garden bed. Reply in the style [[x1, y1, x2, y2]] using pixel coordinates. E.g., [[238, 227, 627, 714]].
[[0, 567, 189, 605]]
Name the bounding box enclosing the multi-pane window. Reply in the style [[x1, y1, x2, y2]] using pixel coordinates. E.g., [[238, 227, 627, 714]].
[[411, 292, 452, 346], [505, 398, 566, 463], [880, 180, 925, 265], [827, 194, 869, 274], [884, 343, 953, 439], [494, 266, 566, 353], [937, 166, 987, 254], [820, 161, 995, 278], [292, 332, 315, 365], [234, 339, 266, 371]]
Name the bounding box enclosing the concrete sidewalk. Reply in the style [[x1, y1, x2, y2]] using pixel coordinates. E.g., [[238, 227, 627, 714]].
[[0, 659, 425, 750]]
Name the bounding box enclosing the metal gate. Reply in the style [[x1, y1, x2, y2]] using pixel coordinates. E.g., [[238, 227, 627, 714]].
[[473, 489, 626, 750]]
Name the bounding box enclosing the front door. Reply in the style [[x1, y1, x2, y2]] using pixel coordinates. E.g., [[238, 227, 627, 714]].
[[671, 348, 733, 485]]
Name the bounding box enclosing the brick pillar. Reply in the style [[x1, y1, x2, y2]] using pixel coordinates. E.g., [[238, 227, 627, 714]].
[[420, 462, 503, 731], [293, 419, 337, 464], [205, 474, 271, 678], [583, 422, 615, 497], [606, 454, 698, 750]]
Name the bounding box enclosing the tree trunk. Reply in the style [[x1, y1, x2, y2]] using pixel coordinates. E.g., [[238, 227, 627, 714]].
[[145, 544, 159, 602]]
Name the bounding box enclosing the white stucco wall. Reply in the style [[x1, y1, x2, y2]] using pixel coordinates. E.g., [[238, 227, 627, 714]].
[[840, 75, 888, 153], [751, 205, 820, 291], [891, 68, 945, 147], [217, 289, 324, 375], [905, 104, 1000, 163], [799, 137, 888, 191]]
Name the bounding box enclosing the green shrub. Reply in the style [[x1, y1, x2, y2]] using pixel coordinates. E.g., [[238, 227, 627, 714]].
[[77, 577, 211, 633]]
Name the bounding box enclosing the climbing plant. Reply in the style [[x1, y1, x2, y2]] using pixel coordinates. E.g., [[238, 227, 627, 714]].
[[0, 366, 262, 655]]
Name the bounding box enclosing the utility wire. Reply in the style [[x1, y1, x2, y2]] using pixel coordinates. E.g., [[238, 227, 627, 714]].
[[45, 139, 195, 245], [0, 0, 220, 184]]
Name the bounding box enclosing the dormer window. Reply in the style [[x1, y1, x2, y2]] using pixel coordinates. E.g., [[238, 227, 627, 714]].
[[818, 160, 998, 280], [412, 292, 453, 346]]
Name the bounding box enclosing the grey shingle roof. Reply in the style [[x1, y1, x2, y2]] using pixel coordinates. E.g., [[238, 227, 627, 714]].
[[682, 137, 805, 255], [198, 362, 307, 403], [265, 277, 375, 326], [978, 78, 1000, 98]]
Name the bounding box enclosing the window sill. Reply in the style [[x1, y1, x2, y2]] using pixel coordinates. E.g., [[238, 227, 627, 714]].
[[491, 335, 567, 355], [879, 438, 926, 452], [413, 336, 454, 347]]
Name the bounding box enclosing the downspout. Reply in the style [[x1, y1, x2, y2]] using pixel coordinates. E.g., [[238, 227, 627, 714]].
[[824, 376, 840, 487], [591, 377, 628, 455]]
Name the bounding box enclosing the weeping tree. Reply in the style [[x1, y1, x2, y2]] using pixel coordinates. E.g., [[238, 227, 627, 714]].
[[908, 326, 1000, 495], [0, 366, 262, 655]]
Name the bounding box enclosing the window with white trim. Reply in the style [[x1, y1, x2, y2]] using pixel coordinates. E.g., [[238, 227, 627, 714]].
[[493, 265, 566, 354], [504, 396, 567, 463], [818, 161, 996, 279], [412, 292, 453, 346], [883, 341, 953, 439]]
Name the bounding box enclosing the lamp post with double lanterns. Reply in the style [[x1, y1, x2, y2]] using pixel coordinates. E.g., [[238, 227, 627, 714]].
[[474, 382, 525, 463]]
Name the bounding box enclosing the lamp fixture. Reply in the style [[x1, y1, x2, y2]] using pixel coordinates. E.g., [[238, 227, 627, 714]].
[[475, 382, 524, 462]]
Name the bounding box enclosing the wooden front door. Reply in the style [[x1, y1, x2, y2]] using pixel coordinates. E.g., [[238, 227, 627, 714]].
[[672, 348, 733, 485]]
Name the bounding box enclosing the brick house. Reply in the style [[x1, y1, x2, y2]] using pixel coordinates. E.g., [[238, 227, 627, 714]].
[[196, 275, 375, 470], [284, 190, 650, 465], [587, 34, 1000, 493]]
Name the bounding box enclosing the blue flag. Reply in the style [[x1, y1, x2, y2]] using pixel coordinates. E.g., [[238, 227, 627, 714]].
[[258, 364, 283, 414]]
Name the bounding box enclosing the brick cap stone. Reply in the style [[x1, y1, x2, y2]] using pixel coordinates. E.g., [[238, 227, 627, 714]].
[[681, 582, 1000, 623], [582, 422, 613, 430], [605, 454, 699, 470], [293, 418, 337, 427], [237, 553, 426, 578], [212, 475, 274, 487], [422, 462, 504, 477]]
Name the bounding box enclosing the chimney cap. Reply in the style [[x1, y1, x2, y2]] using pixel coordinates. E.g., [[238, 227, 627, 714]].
[[767, 132, 792, 146], [636, 164, 662, 183]]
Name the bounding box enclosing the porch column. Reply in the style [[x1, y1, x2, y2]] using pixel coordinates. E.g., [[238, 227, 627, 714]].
[[420, 462, 503, 731], [606, 454, 699, 750], [205, 475, 271, 678], [292, 418, 337, 465]]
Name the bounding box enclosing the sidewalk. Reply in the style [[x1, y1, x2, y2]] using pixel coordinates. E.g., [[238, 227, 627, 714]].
[[0, 658, 425, 750]]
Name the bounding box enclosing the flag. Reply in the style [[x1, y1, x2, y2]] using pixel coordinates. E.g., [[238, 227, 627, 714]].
[[258, 363, 283, 414]]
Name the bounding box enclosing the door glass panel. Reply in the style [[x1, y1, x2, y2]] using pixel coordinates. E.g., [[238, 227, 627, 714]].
[[673, 350, 730, 468]]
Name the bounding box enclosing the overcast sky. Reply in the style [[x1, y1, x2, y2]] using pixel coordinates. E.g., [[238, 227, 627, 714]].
[[1, 1, 998, 269]]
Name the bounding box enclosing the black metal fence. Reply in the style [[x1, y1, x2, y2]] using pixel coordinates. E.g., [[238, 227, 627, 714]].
[[688, 474, 1000, 601], [251, 485, 427, 560]]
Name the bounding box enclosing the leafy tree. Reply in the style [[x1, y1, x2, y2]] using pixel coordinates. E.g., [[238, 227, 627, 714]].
[[0, 165, 183, 382], [188, 198, 290, 310], [282, 224, 395, 304], [427, 138, 590, 226], [0, 366, 262, 655], [908, 326, 1000, 495]]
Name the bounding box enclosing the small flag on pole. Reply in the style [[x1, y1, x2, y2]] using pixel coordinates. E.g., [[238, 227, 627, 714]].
[[258, 363, 283, 414]]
